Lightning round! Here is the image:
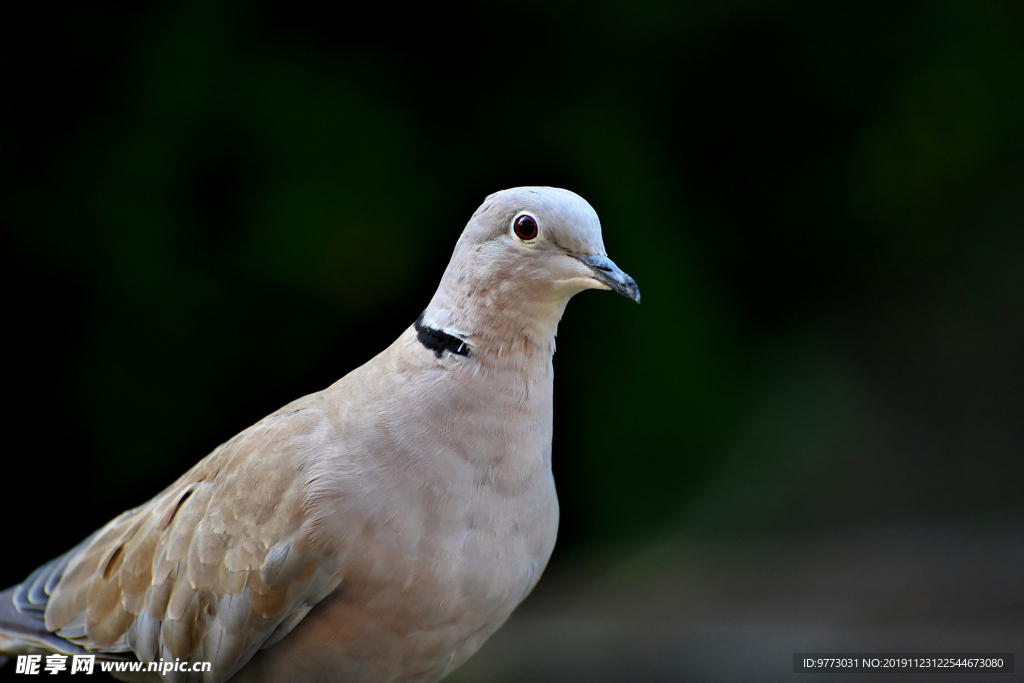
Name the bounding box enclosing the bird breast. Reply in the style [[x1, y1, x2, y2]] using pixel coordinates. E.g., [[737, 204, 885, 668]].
[[286, 329, 560, 680]]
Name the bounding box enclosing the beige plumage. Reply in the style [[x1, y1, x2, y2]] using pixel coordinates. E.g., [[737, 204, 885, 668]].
[[0, 187, 639, 682]]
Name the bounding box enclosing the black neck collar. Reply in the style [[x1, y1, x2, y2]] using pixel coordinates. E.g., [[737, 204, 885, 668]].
[[414, 312, 470, 358]]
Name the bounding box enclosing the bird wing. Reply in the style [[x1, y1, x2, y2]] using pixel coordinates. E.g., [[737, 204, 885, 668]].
[[12, 402, 344, 681]]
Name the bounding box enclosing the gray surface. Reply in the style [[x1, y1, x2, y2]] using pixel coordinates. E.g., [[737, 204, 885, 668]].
[[450, 517, 1023, 682]]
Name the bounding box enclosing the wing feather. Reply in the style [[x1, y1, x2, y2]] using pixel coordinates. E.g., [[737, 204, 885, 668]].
[[18, 404, 348, 681]]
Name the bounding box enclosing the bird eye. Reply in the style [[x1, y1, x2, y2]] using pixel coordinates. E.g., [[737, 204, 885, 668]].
[[513, 214, 539, 241]]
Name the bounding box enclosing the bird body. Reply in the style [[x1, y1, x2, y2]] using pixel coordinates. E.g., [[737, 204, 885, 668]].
[[0, 187, 638, 682]]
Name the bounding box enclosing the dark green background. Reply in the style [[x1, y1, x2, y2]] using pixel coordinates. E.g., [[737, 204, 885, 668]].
[[3, 2, 1022, 681]]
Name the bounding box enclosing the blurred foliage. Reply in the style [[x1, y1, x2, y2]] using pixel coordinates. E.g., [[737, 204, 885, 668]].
[[2, 0, 1023, 581]]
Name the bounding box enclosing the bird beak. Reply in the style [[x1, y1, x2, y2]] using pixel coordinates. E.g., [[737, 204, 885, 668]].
[[574, 254, 641, 303]]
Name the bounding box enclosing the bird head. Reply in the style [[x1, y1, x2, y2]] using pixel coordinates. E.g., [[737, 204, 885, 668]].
[[450, 186, 639, 302], [423, 187, 639, 351]]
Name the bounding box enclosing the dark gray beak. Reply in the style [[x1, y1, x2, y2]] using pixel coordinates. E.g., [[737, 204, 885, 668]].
[[575, 254, 641, 303]]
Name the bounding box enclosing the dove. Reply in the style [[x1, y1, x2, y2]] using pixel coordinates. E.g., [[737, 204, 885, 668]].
[[0, 186, 639, 682]]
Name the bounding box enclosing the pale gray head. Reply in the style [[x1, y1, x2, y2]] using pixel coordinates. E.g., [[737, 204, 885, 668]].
[[455, 186, 638, 302], [422, 186, 639, 352]]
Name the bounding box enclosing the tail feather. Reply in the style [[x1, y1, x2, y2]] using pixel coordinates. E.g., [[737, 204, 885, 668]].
[[13, 551, 71, 619], [1, 540, 130, 661], [0, 584, 91, 657]]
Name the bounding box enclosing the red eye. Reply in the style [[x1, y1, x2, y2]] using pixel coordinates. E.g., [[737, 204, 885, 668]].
[[514, 214, 538, 241]]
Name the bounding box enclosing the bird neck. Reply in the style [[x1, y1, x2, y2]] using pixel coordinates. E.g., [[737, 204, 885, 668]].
[[421, 282, 570, 370]]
